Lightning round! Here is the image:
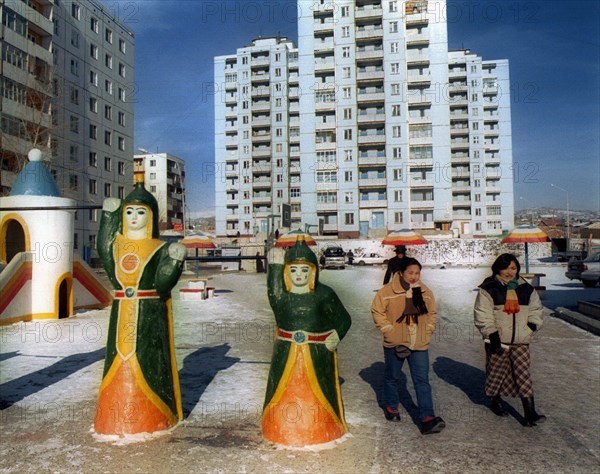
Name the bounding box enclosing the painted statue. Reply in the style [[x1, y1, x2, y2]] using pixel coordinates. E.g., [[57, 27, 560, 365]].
[[263, 237, 352, 446], [94, 168, 186, 436]]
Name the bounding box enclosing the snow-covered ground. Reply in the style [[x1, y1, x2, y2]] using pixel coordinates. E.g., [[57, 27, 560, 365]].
[[1, 262, 599, 473]]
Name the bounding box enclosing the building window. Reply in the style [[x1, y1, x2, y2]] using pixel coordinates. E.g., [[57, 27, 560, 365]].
[[70, 87, 79, 104], [105, 54, 112, 69], [89, 179, 97, 194], [105, 80, 113, 95], [344, 213, 354, 225], [394, 190, 403, 202], [393, 168, 402, 180], [344, 150, 353, 161], [342, 87, 351, 99], [391, 63, 400, 75], [118, 137, 125, 151], [392, 126, 401, 138], [119, 39, 126, 53], [390, 42, 399, 53], [70, 59, 79, 76], [90, 44, 98, 59], [118, 162, 125, 175], [118, 186, 125, 199], [341, 6, 349, 16], [90, 70, 98, 86], [342, 47, 350, 58], [341, 26, 350, 37], [89, 152, 97, 167], [105, 28, 113, 43], [89, 124, 97, 139], [90, 17, 99, 33], [71, 30, 80, 48], [393, 147, 402, 159], [391, 83, 400, 95], [71, 3, 80, 19], [69, 145, 78, 162], [344, 171, 353, 182], [70, 116, 79, 133], [344, 129, 352, 140], [104, 183, 111, 197], [118, 112, 126, 126], [105, 131, 112, 146], [344, 108, 352, 120], [394, 211, 403, 224], [389, 21, 398, 33], [119, 88, 126, 102], [104, 156, 112, 171], [343, 67, 351, 79], [389, 1, 398, 12]]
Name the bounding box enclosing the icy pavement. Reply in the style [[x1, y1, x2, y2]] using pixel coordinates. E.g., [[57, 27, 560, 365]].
[[1, 264, 599, 473]]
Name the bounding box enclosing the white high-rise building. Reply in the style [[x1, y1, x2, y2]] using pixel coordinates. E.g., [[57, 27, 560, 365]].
[[134, 152, 186, 232], [213, 0, 515, 238], [51, 0, 135, 257], [214, 37, 299, 237]]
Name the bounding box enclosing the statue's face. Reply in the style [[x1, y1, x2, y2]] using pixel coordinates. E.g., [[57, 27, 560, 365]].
[[124, 205, 149, 231], [288, 264, 311, 288]]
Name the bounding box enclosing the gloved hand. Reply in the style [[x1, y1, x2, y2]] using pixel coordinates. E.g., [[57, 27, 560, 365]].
[[488, 331, 503, 355], [527, 322, 537, 332], [324, 330, 340, 352]]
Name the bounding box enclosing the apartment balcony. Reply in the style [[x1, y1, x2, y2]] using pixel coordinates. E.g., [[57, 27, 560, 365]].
[[226, 229, 240, 237], [358, 134, 386, 145], [316, 202, 338, 212], [452, 198, 472, 206], [226, 196, 240, 205], [406, 52, 430, 64], [408, 158, 434, 168], [252, 101, 271, 112], [450, 125, 469, 136], [408, 115, 432, 125], [289, 74, 299, 84], [289, 134, 300, 144], [251, 88, 270, 98], [314, 21, 335, 34], [407, 95, 431, 106], [358, 155, 387, 166], [406, 29, 430, 42], [358, 177, 387, 187], [452, 185, 472, 193], [355, 4, 383, 19], [355, 49, 384, 61], [357, 70, 385, 82], [357, 91, 385, 103], [225, 108, 238, 118], [225, 94, 238, 104], [314, 38, 334, 51], [252, 133, 271, 143], [451, 154, 470, 164], [225, 137, 239, 147], [225, 81, 237, 91], [252, 148, 271, 158], [484, 129, 500, 137], [359, 199, 387, 209], [251, 72, 270, 83], [314, 59, 335, 72], [2, 100, 52, 130], [357, 112, 386, 124], [449, 94, 468, 105], [252, 179, 272, 189], [409, 177, 435, 187], [225, 168, 238, 178], [252, 162, 270, 174], [315, 141, 337, 151], [316, 182, 338, 192], [250, 57, 270, 67], [289, 102, 300, 113], [251, 116, 271, 127], [485, 142, 500, 151], [451, 138, 470, 149], [405, 12, 430, 26], [225, 214, 239, 221], [411, 200, 435, 209], [316, 121, 337, 130], [409, 136, 432, 146], [289, 148, 300, 158], [407, 74, 431, 85], [253, 195, 272, 205], [449, 108, 469, 119], [486, 186, 502, 194], [452, 211, 472, 220], [355, 27, 383, 40], [485, 154, 501, 164], [448, 68, 467, 79], [483, 85, 499, 95], [225, 122, 237, 132], [452, 169, 470, 178]]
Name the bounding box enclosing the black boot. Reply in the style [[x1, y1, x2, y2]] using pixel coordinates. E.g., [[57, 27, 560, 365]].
[[490, 395, 508, 417], [521, 397, 546, 426]]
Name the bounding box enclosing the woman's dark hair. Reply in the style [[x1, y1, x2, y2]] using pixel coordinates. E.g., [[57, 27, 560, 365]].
[[491, 253, 520, 277], [399, 257, 422, 273]]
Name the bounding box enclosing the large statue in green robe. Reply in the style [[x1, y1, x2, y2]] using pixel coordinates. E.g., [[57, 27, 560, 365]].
[[94, 176, 186, 436], [262, 237, 352, 446]]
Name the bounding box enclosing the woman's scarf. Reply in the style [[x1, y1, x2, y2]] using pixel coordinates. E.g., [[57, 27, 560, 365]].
[[496, 275, 520, 314], [397, 277, 428, 325]]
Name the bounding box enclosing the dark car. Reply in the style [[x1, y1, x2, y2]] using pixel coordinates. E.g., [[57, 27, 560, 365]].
[[565, 252, 600, 284], [320, 246, 346, 269]]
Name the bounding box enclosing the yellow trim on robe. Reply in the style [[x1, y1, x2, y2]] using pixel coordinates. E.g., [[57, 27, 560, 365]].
[[262, 344, 345, 429]]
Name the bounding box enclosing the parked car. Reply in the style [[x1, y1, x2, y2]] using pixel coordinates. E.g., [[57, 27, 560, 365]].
[[580, 252, 600, 288], [565, 257, 589, 281], [319, 246, 346, 269], [354, 252, 389, 266]]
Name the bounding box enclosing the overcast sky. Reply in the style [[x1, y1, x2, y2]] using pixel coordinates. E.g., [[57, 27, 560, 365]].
[[116, 0, 599, 216]]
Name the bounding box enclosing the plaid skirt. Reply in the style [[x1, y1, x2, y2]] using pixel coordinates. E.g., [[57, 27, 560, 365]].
[[485, 344, 534, 398]]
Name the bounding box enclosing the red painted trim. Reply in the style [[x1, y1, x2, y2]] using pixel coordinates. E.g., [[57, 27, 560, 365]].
[[73, 261, 112, 306], [0, 262, 33, 314]]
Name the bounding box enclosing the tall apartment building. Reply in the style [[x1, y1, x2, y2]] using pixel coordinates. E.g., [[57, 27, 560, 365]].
[[447, 50, 514, 235], [214, 37, 300, 238], [1, 0, 54, 193], [213, 0, 514, 238], [1, 0, 134, 257], [134, 152, 186, 231], [51, 0, 135, 255]]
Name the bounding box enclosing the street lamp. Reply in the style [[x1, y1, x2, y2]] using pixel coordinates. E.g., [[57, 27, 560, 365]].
[[519, 196, 535, 225], [550, 183, 570, 247]]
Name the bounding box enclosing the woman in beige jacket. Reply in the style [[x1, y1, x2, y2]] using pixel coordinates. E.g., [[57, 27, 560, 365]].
[[371, 257, 445, 435]]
